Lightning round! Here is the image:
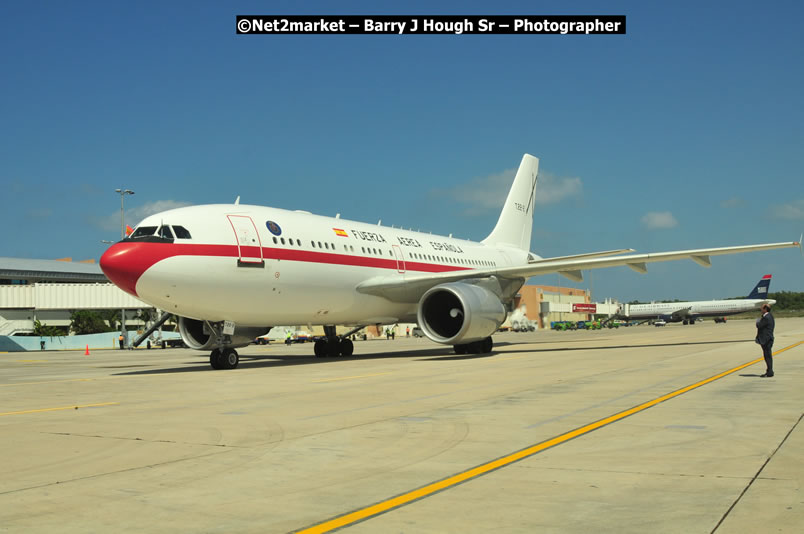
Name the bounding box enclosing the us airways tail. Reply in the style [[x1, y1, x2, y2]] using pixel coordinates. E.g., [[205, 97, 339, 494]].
[[481, 154, 539, 251], [747, 274, 772, 299]]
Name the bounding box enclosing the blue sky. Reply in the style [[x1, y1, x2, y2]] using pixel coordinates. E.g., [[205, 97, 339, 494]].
[[2, 1, 802, 302]]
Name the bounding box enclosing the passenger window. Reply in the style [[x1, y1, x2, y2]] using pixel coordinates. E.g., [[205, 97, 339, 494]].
[[297, 239, 302, 246], [324, 242, 329, 249], [318, 241, 322, 248], [172, 226, 192, 239], [273, 237, 278, 244], [280, 237, 285, 245], [130, 226, 157, 238], [158, 226, 174, 239]]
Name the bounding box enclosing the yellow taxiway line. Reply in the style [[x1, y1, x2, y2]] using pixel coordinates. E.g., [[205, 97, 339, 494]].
[[296, 339, 804, 534], [313, 372, 392, 383], [0, 402, 119, 417], [0, 377, 110, 388]]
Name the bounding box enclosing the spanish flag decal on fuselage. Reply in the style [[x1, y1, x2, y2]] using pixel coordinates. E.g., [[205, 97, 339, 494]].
[[333, 228, 348, 237]]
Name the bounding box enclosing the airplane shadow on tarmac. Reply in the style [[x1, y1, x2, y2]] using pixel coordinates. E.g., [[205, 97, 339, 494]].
[[113, 346, 463, 376], [113, 338, 751, 376]]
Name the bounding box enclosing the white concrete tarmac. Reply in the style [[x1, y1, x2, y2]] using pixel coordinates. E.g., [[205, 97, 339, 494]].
[[1, 319, 802, 533]]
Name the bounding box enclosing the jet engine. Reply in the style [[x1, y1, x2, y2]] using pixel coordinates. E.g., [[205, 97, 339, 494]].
[[416, 282, 506, 345], [178, 317, 269, 350]]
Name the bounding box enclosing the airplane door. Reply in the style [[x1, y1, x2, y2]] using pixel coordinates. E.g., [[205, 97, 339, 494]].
[[227, 215, 264, 267], [392, 245, 406, 273]]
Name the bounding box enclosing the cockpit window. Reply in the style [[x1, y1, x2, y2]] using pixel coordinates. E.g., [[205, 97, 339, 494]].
[[172, 225, 191, 239], [158, 226, 174, 239], [130, 226, 158, 239]]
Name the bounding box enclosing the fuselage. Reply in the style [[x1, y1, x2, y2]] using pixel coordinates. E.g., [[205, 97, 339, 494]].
[[100, 204, 532, 326], [623, 298, 774, 321]]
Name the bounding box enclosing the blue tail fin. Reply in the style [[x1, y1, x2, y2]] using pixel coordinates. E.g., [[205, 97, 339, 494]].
[[747, 274, 772, 299]]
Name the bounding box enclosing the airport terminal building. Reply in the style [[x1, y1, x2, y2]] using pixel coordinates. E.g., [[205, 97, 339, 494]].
[[0, 257, 149, 336]]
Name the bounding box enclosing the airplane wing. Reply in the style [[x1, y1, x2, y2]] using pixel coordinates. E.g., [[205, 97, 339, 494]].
[[356, 241, 799, 303], [669, 307, 693, 320]]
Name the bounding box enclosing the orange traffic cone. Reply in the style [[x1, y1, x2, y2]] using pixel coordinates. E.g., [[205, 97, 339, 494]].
[[85, 344, 90, 355]]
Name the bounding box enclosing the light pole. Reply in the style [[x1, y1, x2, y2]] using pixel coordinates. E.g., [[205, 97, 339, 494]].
[[115, 189, 134, 348]]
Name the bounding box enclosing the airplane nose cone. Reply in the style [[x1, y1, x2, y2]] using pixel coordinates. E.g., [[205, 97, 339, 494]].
[[100, 242, 146, 297]]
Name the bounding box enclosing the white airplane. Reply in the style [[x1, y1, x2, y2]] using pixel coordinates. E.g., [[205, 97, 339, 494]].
[[618, 274, 774, 324], [99, 154, 800, 369]]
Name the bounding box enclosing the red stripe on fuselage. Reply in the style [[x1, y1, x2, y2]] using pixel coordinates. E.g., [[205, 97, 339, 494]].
[[100, 241, 473, 296]]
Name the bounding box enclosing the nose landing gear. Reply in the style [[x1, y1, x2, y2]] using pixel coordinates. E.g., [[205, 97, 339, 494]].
[[210, 347, 239, 370], [205, 321, 240, 370]]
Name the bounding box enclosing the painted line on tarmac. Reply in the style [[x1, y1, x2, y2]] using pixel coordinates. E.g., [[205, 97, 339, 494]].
[[294, 339, 804, 534], [0, 402, 119, 417], [313, 372, 392, 383], [0, 377, 111, 388]]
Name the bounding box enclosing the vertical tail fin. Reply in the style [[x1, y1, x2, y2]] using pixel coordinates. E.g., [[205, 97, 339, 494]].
[[747, 274, 772, 299], [482, 154, 539, 250]]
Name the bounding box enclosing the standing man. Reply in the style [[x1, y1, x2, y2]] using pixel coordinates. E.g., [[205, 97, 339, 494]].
[[756, 303, 775, 377]]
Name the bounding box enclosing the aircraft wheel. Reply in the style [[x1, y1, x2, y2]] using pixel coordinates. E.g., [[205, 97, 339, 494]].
[[340, 339, 354, 357], [481, 336, 493, 353], [454, 344, 467, 355], [314, 339, 327, 357], [210, 348, 222, 370], [219, 348, 239, 370], [326, 340, 340, 357]]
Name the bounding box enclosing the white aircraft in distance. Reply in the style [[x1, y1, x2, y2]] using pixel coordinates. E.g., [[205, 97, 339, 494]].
[[100, 154, 800, 369], [618, 274, 775, 325]]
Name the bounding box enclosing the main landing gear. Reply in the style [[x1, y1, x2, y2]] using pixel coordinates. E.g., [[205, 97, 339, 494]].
[[453, 336, 493, 355], [313, 325, 361, 357]]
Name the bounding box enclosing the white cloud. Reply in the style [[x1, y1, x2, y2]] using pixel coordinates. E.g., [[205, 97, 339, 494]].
[[641, 211, 678, 229], [771, 199, 804, 220], [436, 167, 582, 214], [90, 200, 191, 231]]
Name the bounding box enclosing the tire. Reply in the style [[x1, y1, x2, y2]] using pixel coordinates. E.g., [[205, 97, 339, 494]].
[[210, 348, 222, 370], [454, 344, 467, 355], [481, 337, 493, 354], [219, 349, 239, 370], [340, 339, 354, 357], [326, 340, 340, 357], [314, 339, 327, 357]]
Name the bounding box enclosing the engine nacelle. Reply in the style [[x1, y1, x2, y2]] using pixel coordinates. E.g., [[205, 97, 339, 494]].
[[178, 317, 269, 350], [417, 282, 506, 345]]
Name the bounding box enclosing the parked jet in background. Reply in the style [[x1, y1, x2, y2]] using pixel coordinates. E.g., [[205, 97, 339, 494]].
[[99, 154, 800, 369], [618, 274, 774, 325]]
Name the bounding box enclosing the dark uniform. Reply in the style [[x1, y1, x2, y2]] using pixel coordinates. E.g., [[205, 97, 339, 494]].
[[756, 308, 775, 377]]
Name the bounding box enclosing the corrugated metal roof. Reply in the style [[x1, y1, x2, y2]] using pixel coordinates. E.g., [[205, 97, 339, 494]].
[[0, 257, 108, 282]]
